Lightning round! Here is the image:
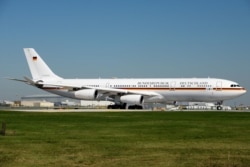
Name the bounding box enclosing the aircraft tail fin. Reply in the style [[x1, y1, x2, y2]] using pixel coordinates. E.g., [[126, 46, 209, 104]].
[[23, 48, 62, 80]]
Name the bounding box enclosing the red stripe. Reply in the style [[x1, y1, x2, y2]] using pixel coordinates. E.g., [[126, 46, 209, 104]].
[[42, 87, 245, 91]]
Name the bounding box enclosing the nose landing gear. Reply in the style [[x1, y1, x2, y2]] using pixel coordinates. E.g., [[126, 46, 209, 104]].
[[216, 106, 223, 110], [216, 101, 223, 110]]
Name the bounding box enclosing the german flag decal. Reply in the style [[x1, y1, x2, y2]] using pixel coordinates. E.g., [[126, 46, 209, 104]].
[[33, 56, 37, 61]]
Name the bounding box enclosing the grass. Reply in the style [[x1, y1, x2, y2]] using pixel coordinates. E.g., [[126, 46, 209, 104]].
[[0, 111, 250, 167]]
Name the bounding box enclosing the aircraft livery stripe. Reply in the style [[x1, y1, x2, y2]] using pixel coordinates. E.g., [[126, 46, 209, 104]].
[[41, 87, 245, 91]]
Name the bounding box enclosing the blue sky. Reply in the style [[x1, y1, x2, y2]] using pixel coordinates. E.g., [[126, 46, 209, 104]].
[[0, 0, 249, 106]]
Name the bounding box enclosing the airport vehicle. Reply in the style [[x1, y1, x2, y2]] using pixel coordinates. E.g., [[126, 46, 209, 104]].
[[9, 48, 247, 109]]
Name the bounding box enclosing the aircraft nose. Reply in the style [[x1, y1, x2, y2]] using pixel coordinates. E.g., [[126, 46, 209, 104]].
[[241, 87, 247, 95]]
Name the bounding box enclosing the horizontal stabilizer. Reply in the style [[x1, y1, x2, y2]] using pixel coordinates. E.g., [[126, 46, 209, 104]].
[[5, 77, 28, 83], [5, 76, 44, 86]]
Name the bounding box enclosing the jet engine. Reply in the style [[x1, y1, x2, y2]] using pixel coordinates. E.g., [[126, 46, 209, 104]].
[[74, 89, 98, 100], [120, 95, 144, 105]]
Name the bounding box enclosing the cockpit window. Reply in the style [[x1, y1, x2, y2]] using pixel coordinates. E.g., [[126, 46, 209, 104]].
[[231, 84, 240, 87]]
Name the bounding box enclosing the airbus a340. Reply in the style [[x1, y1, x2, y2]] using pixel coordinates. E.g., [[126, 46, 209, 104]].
[[9, 48, 246, 109]]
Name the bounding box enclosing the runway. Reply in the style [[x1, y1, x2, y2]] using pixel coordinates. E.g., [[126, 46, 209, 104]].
[[1, 107, 249, 112]]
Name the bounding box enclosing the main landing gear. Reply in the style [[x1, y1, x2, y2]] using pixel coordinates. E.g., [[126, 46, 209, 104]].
[[107, 103, 126, 109], [107, 103, 143, 109], [128, 105, 143, 109]]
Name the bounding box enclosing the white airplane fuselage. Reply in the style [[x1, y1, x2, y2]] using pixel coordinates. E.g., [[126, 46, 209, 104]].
[[41, 78, 246, 104]]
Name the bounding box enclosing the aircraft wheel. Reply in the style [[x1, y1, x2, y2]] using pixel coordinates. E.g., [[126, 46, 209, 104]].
[[128, 105, 143, 110], [107, 104, 125, 109], [217, 106, 222, 110]]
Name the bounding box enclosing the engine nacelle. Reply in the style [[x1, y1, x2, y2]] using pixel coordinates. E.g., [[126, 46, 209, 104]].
[[74, 89, 98, 100], [120, 95, 144, 105]]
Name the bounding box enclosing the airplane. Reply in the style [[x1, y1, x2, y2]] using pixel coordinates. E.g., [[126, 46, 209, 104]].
[[8, 48, 247, 110]]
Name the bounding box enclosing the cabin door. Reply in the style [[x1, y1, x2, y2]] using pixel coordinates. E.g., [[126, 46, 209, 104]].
[[216, 81, 222, 91], [170, 81, 176, 91], [106, 83, 110, 88]]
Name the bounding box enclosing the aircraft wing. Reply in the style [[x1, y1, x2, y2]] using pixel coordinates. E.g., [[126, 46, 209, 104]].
[[91, 86, 159, 96], [42, 81, 159, 97]]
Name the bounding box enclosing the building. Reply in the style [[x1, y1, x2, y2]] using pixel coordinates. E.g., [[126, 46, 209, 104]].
[[21, 101, 54, 107], [21, 94, 113, 108]]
